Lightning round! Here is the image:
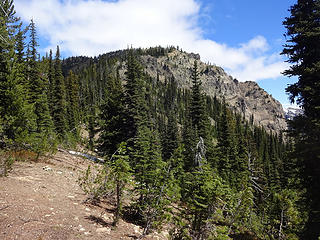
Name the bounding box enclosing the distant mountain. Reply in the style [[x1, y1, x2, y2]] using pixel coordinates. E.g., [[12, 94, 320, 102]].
[[284, 106, 304, 120], [63, 48, 288, 133], [135, 49, 287, 133]]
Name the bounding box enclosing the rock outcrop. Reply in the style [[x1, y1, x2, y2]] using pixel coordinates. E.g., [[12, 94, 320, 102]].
[[137, 50, 287, 133], [64, 48, 287, 133]]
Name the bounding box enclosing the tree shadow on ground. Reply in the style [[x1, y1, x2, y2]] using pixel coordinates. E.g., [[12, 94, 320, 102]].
[[85, 215, 112, 227]]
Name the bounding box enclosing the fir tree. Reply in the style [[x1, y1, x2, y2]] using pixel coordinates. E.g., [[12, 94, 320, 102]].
[[26, 19, 53, 133], [123, 51, 148, 144], [109, 142, 132, 226], [182, 61, 208, 172], [15, 24, 25, 64], [162, 110, 179, 162], [65, 70, 80, 134], [216, 102, 234, 183], [0, 0, 36, 146], [182, 110, 196, 172], [181, 137, 230, 239], [131, 125, 177, 236], [47, 49, 55, 117], [190, 61, 207, 139], [98, 72, 126, 157], [52, 46, 68, 139], [282, 0, 320, 238]]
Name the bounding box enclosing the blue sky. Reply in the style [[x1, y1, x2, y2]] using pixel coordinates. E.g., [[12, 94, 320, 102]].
[[14, 0, 298, 108], [198, 0, 297, 107]]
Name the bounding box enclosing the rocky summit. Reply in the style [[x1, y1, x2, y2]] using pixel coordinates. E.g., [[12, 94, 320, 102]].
[[64, 48, 287, 134], [137, 49, 287, 133]]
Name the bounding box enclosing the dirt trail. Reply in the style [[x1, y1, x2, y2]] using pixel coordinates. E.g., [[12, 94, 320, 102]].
[[0, 150, 168, 240]]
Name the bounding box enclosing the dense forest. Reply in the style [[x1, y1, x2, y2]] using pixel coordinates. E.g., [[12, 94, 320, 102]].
[[0, 0, 319, 239]]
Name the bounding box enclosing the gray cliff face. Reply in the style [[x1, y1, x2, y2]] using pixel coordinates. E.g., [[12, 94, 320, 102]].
[[137, 50, 287, 133]]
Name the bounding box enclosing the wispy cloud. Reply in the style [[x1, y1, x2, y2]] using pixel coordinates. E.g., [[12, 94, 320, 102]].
[[15, 0, 287, 82]]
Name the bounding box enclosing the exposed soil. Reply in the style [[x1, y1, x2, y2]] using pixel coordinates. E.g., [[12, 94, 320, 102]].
[[0, 150, 168, 240]]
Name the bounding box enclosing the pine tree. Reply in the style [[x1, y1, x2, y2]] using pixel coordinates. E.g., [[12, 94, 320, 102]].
[[182, 61, 208, 172], [162, 110, 179, 162], [123, 51, 148, 144], [52, 46, 68, 139], [181, 137, 230, 239], [14, 24, 28, 95], [131, 125, 177, 236], [109, 142, 132, 226], [47, 49, 55, 117], [190, 61, 207, 139], [216, 102, 234, 183], [65, 70, 80, 134], [182, 110, 196, 172], [26, 19, 53, 133], [0, 0, 36, 146], [98, 72, 126, 157], [282, 1, 320, 238]]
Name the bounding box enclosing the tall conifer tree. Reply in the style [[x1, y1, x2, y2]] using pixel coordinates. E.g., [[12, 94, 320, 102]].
[[123, 51, 148, 144], [27, 19, 53, 133], [282, 0, 320, 238], [0, 0, 35, 145], [52, 46, 68, 139], [190, 61, 207, 139], [98, 72, 126, 157], [65, 70, 80, 134]]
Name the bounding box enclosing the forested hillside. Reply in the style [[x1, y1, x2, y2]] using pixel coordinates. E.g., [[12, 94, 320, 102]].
[[62, 48, 303, 239], [1, 0, 319, 239]]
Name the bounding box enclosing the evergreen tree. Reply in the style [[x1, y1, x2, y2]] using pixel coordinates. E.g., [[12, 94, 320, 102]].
[[162, 110, 179, 161], [52, 46, 68, 139], [182, 61, 208, 172], [26, 19, 53, 133], [123, 51, 148, 144], [98, 72, 126, 157], [47, 49, 55, 117], [216, 102, 235, 183], [65, 70, 80, 134], [190, 61, 207, 139], [181, 137, 230, 239], [182, 110, 196, 172], [131, 125, 177, 236], [282, 0, 320, 238], [0, 0, 36, 146], [109, 142, 132, 226], [14, 24, 28, 94]]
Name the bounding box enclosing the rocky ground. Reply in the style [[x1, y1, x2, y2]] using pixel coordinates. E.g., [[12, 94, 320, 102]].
[[0, 150, 168, 240]]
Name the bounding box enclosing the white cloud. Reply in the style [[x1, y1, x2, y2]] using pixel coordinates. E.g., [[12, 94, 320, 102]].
[[15, 0, 286, 82]]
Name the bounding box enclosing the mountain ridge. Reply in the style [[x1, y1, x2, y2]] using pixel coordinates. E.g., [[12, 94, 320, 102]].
[[63, 47, 287, 133], [138, 49, 287, 133]]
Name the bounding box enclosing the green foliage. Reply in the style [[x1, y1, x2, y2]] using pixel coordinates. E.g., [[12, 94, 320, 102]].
[[98, 73, 126, 157], [109, 142, 132, 226], [52, 46, 68, 139], [0, 151, 14, 177], [0, 4, 303, 236], [78, 164, 111, 201], [266, 189, 304, 240], [162, 110, 179, 162], [190, 61, 207, 138], [131, 125, 179, 235], [0, 0, 37, 147], [123, 51, 149, 143], [282, 0, 320, 238], [65, 70, 80, 135], [207, 226, 229, 240], [31, 130, 57, 160], [66, 47, 296, 239]]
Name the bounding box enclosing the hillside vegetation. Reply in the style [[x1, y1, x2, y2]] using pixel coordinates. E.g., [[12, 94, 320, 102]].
[[1, 0, 320, 239]]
